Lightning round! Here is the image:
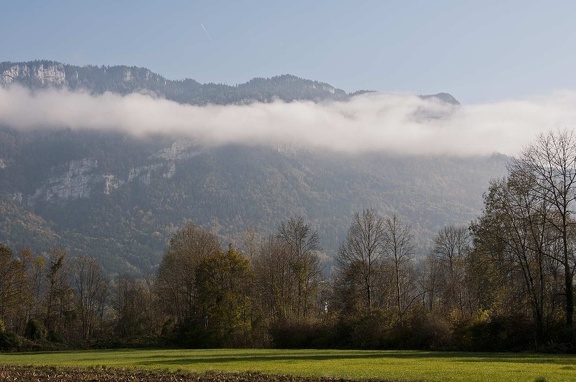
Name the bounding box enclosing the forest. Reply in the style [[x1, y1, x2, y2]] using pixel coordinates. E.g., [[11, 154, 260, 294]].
[[1, 130, 576, 353]]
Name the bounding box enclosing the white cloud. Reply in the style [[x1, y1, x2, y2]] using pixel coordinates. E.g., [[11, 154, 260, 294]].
[[1, 85, 576, 156]]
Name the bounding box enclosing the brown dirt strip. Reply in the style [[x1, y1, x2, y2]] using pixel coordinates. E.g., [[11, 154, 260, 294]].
[[0, 365, 402, 382]]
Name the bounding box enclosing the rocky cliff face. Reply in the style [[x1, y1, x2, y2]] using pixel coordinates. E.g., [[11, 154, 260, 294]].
[[1, 60, 167, 95], [2, 62, 66, 86], [22, 151, 192, 206], [29, 158, 98, 203]]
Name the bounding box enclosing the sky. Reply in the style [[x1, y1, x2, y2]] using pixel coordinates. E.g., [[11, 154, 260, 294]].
[[2, 0, 576, 104], [2, 1, 576, 157]]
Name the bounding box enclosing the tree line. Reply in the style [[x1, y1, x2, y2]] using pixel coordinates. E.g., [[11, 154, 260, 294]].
[[1, 130, 576, 352]]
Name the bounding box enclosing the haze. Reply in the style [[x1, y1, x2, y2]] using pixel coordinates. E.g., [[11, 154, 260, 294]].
[[1, 85, 575, 156]]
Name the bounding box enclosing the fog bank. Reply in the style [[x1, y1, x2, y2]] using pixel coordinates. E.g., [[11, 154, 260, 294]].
[[2, 85, 576, 156]]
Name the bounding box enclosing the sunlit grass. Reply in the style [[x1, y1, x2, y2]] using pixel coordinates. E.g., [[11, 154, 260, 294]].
[[0, 349, 575, 381]]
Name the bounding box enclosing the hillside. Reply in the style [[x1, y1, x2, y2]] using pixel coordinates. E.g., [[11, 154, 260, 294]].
[[0, 61, 506, 275]]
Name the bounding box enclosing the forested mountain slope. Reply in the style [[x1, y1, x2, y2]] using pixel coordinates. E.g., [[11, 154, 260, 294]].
[[0, 61, 504, 275]]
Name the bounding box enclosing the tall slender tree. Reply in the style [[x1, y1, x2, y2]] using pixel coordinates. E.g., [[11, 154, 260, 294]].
[[115, 275, 158, 339], [336, 209, 386, 311], [0, 243, 27, 332], [430, 225, 471, 316], [44, 249, 73, 338], [383, 214, 417, 317], [253, 235, 293, 321], [72, 256, 109, 342], [276, 217, 322, 320]]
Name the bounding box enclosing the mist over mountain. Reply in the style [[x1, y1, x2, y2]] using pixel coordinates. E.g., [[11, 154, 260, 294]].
[[0, 60, 509, 275]]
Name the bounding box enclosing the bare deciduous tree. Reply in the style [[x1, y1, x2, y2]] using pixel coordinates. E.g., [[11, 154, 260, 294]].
[[430, 226, 470, 316], [336, 209, 386, 310], [114, 275, 159, 338], [0, 243, 27, 332], [276, 217, 322, 320], [514, 129, 576, 327], [72, 256, 109, 342], [383, 214, 417, 317], [44, 249, 73, 337]]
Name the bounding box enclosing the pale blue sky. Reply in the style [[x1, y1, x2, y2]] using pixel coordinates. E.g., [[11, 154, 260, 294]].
[[2, 1, 575, 103]]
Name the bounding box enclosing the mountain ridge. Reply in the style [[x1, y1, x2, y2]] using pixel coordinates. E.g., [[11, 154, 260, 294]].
[[0, 60, 458, 105]]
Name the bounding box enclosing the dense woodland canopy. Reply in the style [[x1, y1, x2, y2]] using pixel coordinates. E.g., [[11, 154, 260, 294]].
[[1, 130, 576, 352]]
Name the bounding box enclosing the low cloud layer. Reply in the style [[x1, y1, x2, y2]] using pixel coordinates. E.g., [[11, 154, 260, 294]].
[[2, 85, 576, 156]]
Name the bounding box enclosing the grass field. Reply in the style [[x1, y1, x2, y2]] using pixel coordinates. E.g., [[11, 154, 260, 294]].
[[0, 349, 575, 382]]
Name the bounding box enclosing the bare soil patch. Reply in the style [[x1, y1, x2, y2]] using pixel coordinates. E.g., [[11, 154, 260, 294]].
[[0, 365, 396, 382]]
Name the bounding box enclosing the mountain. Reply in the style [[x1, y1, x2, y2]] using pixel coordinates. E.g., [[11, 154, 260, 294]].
[[420, 92, 460, 105], [0, 60, 348, 104], [0, 60, 454, 105], [0, 60, 508, 275]]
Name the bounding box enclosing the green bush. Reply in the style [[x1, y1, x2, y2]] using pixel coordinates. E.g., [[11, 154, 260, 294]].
[[335, 310, 395, 349], [453, 313, 534, 351], [270, 321, 335, 349], [388, 310, 453, 350], [25, 318, 48, 341], [0, 332, 22, 351], [48, 330, 64, 343], [541, 325, 576, 353]]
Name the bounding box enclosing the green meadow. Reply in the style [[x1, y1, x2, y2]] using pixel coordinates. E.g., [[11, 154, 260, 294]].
[[0, 349, 575, 382]]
